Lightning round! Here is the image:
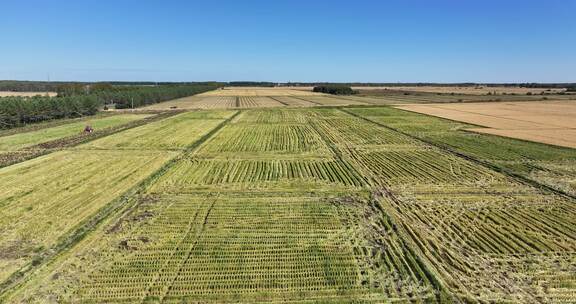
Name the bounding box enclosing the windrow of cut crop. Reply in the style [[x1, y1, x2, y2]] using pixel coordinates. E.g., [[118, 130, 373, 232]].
[[152, 158, 367, 190], [346, 106, 576, 197], [336, 107, 576, 302]]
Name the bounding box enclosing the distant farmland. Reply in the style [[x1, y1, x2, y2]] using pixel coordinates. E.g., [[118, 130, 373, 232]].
[[354, 85, 567, 95], [0, 91, 57, 97], [0, 87, 575, 303], [199, 87, 325, 96]]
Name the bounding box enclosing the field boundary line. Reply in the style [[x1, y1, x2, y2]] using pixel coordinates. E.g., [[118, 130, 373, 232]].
[[323, 95, 377, 105], [290, 96, 324, 106], [307, 118, 370, 187], [407, 103, 571, 130], [395, 105, 576, 150], [330, 108, 472, 301], [341, 107, 576, 201], [310, 108, 453, 301], [0, 110, 240, 299], [371, 189, 455, 302], [268, 96, 290, 106], [158, 197, 217, 303], [140, 196, 209, 303]]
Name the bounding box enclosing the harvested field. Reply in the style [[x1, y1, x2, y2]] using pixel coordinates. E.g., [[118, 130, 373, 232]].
[[148, 86, 572, 110], [0, 114, 151, 151], [189, 96, 237, 109], [347, 105, 576, 197], [0, 91, 57, 97], [362, 93, 572, 104], [355, 86, 567, 95], [293, 95, 369, 106], [270, 96, 317, 107], [396, 100, 576, 148], [1, 97, 575, 303], [0, 109, 235, 292], [142, 91, 375, 109], [198, 87, 324, 96], [142, 95, 206, 110], [3, 0, 574, 301], [0, 113, 162, 169], [79, 110, 236, 150], [0, 150, 176, 282]]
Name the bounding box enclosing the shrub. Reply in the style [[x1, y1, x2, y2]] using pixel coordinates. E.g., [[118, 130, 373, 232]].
[[312, 85, 357, 95]]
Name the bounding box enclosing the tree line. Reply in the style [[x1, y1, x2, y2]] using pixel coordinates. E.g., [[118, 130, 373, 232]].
[[3, 80, 575, 91], [227, 82, 276, 87], [0, 80, 224, 92], [55, 83, 222, 109], [0, 83, 222, 129], [102, 84, 222, 109], [0, 95, 99, 129]]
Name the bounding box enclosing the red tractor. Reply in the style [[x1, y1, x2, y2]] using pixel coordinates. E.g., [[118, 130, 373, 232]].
[[84, 125, 94, 133]]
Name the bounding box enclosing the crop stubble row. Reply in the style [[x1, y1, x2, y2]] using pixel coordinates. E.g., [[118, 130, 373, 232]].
[[1, 107, 575, 303]]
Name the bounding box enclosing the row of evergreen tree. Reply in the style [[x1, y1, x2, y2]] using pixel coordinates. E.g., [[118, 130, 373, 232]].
[[93, 84, 220, 109], [0, 95, 99, 129]]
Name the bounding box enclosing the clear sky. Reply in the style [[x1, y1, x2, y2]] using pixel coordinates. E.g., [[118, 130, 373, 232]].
[[1, 0, 575, 83]]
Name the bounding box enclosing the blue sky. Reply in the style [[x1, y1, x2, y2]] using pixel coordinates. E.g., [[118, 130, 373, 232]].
[[1, 0, 575, 82]]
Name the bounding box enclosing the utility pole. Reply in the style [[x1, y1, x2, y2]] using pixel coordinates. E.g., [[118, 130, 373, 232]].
[[46, 72, 51, 97]]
